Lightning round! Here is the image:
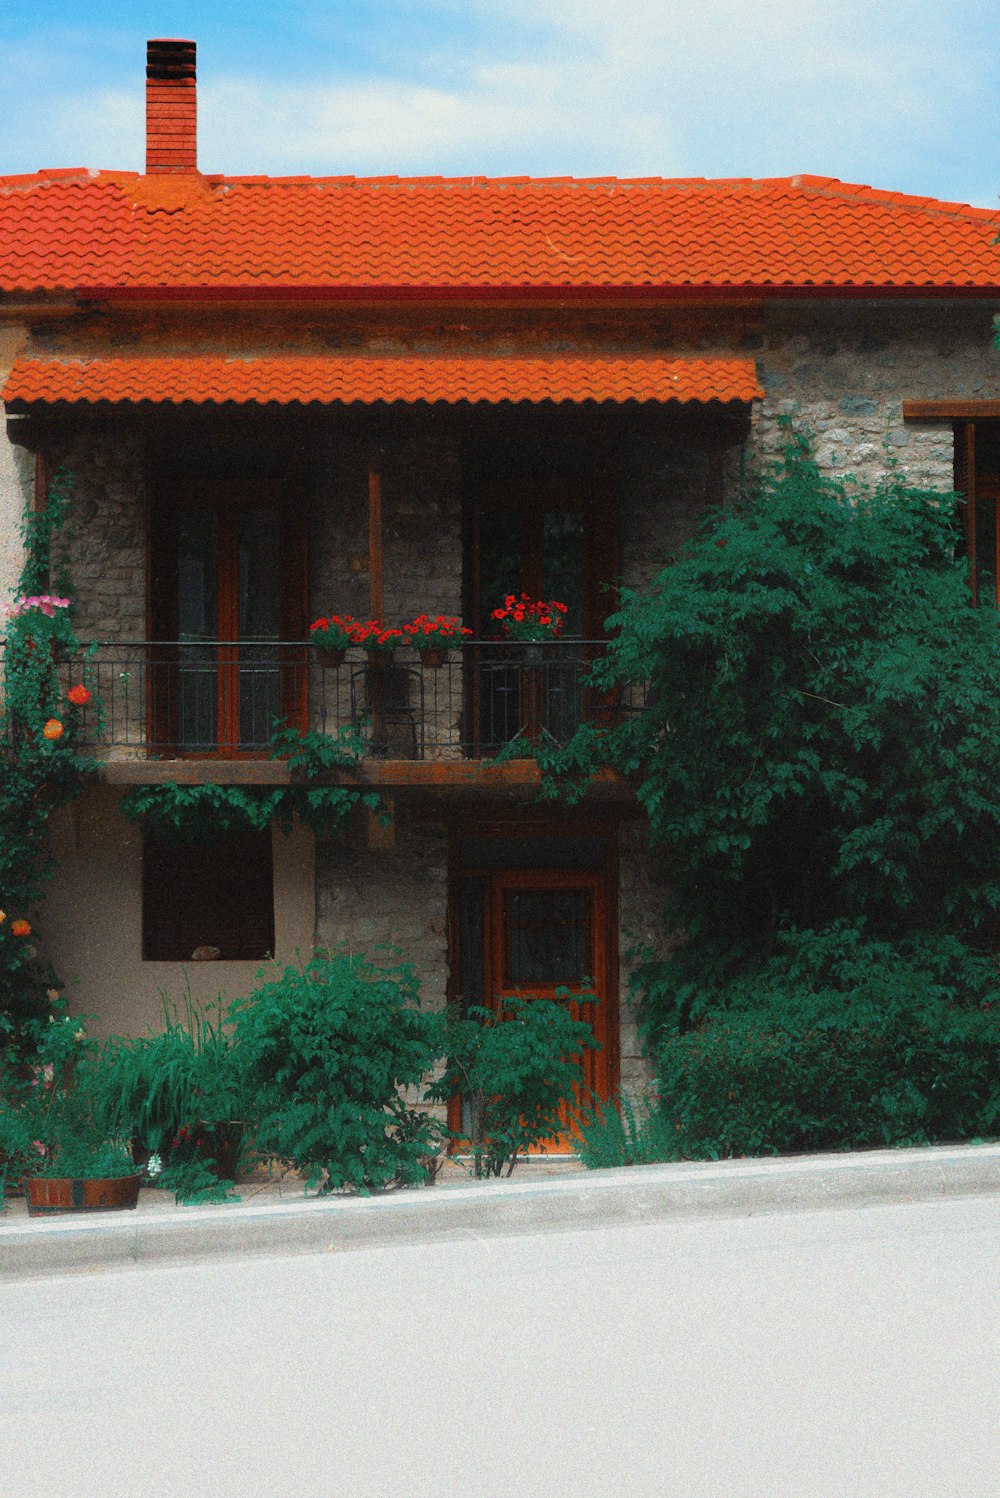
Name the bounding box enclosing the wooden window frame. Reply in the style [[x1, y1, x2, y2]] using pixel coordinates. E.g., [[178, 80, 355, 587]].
[[146, 478, 309, 756]]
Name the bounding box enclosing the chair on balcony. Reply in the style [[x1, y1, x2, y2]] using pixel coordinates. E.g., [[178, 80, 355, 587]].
[[350, 662, 420, 759]]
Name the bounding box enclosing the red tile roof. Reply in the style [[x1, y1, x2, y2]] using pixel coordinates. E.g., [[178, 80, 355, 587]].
[[1, 353, 763, 407], [1, 171, 998, 295]]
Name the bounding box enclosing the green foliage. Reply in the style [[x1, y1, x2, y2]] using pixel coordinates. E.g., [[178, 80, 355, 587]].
[[427, 991, 598, 1177], [99, 994, 249, 1157], [1, 472, 99, 1045], [156, 1156, 240, 1205], [119, 725, 381, 841], [643, 924, 1000, 1159], [540, 437, 1000, 1036], [0, 997, 134, 1182], [577, 1093, 682, 1169], [231, 951, 445, 1193]]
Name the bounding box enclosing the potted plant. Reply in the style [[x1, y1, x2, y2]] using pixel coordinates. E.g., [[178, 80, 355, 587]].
[[310, 615, 403, 665], [1, 1002, 142, 1215], [401, 614, 473, 668], [309, 614, 365, 668], [490, 594, 569, 644], [99, 994, 251, 1199], [24, 1140, 141, 1215], [354, 620, 404, 660]]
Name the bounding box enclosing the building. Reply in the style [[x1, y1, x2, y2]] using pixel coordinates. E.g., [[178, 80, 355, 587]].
[[2, 39, 999, 1111]]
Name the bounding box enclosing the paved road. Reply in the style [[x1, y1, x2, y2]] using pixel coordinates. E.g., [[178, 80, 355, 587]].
[[2, 1193, 998, 1497]]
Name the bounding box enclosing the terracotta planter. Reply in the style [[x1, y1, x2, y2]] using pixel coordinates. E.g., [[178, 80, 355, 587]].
[[24, 1173, 142, 1215], [201, 1121, 243, 1181], [417, 647, 448, 669], [316, 645, 346, 669]]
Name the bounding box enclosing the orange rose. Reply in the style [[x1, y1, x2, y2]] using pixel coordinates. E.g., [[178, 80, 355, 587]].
[[11, 918, 32, 937], [67, 684, 91, 706], [42, 718, 64, 740]]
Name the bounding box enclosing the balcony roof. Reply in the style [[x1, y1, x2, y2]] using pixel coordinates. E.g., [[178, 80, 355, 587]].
[[1, 352, 763, 408]]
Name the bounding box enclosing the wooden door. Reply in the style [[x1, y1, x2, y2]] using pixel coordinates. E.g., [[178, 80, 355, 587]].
[[489, 870, 608, 1144], [467, 486, 618, 752]]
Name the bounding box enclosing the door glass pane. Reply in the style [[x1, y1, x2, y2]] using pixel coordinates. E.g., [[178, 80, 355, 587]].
[[541, 511, 584, 635], [541, 511, 585, 739], [177, 508, 217, 750], [504, 889, 590, 984], [459, 836, 604, 871], [478, 509, 523, 632], [238, 508, 281, 748]]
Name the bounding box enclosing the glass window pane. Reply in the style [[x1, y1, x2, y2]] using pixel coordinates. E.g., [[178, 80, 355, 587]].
[[238, 508, 281, 747], [177, 509, 217, 641], [177, 509, 217, 749], [504, 889, 590, 984]]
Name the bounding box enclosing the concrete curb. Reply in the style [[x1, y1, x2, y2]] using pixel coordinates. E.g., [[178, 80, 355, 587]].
[[2, 1142, 998, 1282]]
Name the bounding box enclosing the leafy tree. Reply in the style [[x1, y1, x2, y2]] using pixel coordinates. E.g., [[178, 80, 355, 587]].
[[542, 436, 1000, 1038]]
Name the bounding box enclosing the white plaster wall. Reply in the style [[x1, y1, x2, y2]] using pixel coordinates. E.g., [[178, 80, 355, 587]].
[[0, 323, 31, 609], [43, 787, 317, 1038]]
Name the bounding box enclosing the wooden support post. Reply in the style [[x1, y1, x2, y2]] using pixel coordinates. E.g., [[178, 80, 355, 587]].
[[368, 454, 384, 622], [368, 448, 387, 753], [965, 421, 977, 605]]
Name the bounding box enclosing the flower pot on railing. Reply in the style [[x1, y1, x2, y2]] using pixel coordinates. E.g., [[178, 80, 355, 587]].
[[490, 595, 569, 656], [402, 616, 472, 669], [315, 645, 346, 669]]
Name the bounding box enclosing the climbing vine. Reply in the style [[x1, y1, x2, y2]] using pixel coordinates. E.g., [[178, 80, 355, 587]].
[[119, 723, 382, 841], [1, 471, 99, 1050]]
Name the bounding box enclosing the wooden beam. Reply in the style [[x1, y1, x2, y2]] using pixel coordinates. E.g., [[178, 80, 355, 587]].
[[368, 453, 384, 621], [98, 757, 633, 797], [903, 400, 1000, 420]]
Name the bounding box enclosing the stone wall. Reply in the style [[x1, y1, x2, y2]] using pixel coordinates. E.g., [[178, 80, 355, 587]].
[[46, 425, 147, 641], [751, 300, 1000, 490], [314, 811, 450, 1015]]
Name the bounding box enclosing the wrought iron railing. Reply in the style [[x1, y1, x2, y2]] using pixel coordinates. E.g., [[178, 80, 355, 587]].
[[16, 639, 644, 760]]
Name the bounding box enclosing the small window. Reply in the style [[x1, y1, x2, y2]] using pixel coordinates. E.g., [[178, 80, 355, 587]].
[[142, 829, 274, 962], [955, 420, 1000, 606]]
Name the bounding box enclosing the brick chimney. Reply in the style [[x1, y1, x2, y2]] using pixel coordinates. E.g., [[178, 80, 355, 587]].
[[145, 39, 197, 174]]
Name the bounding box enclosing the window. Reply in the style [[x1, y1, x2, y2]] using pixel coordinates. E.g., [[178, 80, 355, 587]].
[[147, 478, 308, 753], [955, 420, 1000, 606], [142, 829, 275, 961]]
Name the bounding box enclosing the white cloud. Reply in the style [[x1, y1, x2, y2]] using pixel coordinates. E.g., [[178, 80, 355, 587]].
[[1, 1, 998, 201]]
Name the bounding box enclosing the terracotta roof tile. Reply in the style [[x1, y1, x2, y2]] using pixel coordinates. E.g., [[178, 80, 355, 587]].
[[1, 353, 763, 407], [0, 172, 998, 295]]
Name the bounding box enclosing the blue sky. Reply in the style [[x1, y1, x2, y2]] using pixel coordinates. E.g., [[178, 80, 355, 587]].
[[2, 0, 999, 205]]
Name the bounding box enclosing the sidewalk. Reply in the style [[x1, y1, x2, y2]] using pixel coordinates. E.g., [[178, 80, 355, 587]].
[[2, 1142, 998, 1282]]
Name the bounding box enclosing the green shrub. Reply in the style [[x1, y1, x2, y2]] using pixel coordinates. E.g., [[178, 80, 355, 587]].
[[649, 927, 1000, 1159], [427, 991, 598, 1177], [231, 951, 444, 1193], [536, 438, 1000, 1039], [99, 994, 250, 1165], [578, 1094, 681, 1169]]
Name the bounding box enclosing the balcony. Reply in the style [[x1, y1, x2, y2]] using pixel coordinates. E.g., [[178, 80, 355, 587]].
[[42, 639, 644, 787]]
